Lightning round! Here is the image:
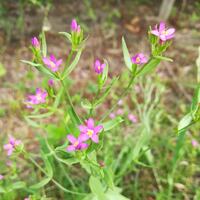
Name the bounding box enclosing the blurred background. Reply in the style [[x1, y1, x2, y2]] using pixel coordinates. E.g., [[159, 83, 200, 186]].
[[0, 0, 200, 199]]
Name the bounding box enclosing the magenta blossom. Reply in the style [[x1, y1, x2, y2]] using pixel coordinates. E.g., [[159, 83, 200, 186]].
[[94, 59, 106, 74], [26, 88, 47, 107], [131, 53, 148, 65], [48, 79, 54, 87], [151, 22, 175, 42], [191, 139, 199, 148], [66, 134, 88, 152], [79, 118, 103, 143], [31, 37, 40, 48], [128, 114, 138, 123], [109, 113, 116, 119], [0, 175, 4, 180], [4, 136, 21, 156], [43, 54, 62, 72], [71, 19, 81, 33], [116, 109, 124, 115]]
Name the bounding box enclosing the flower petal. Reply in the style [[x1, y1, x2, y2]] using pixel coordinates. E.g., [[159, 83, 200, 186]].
[[67, 134, 77, 144], [94, 125, 103, 134], [56, 59, 63, 67], [79, 125, 88, 133], [159, 21, 165, 32], [91, 134, 99, 143], [151, 30, 159, 36], [79, 143, 88, 150], [87, 118, 94, 129], [78, 133, 89, 142], [66, 145, 75, 152], [166, 28, 175, 35]]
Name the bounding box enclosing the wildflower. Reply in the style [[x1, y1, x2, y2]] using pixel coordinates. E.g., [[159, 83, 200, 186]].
[[4, 136, 21, 156], [0, 175, 4, 180], [191, 139, 199, 148], [131, 53, 148, 65], [66, 134, 88, 152], [109, 113, 116, 119], [26, 88, 47, 107], [48, 79, 54, 87], [94, 59, 106, 74], [71, 19, 81, 33], [116, 109, 124, 115], [24, 198, 30, 200], [31, 37, 40, 48], [128, 114, 138, 123], [151, 22, 175, 42], [117, 99, 123, 106], [79, 118, 103, 143], [43, 54, 62, 72]]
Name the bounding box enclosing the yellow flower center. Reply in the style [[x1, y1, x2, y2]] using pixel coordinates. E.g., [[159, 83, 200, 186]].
[[161, 30, 167, 35], [36, 94, 42, 101], [136, 57, 140, 63], [98, 66, 101, 70], [50, 61, 56, 69], [73, 141, 79, 147], [87, 129, 94, 137]]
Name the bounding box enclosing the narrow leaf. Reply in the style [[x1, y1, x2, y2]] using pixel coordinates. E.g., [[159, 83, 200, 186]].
[[102, 117, 123, 131], [122, 37, 132, 71]]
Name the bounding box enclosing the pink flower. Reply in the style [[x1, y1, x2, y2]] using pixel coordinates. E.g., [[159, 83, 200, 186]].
[[31, 37, 40, 48], [116, 109, 124, 115], [109, 113, 116, 119], [79, 118, 103, 143], [71, 19, 81, 33], [117, 100, 123, 106], [191, 139, 199, 148], [66, 134, 88, 152], [43, 54, 62, 72], [131, 53, 148, 65], [48, 79, 54, 87], [4, 136, 21, 156], [26, 88, 47, 107], [94, 59, 106, 74], [151, 22, 175, 42], [24, 198, 30, 200], [128, 114, 138, 123], [0, 175, 4, 180]]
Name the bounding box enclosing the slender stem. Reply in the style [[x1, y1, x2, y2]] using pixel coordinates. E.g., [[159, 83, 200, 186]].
[[26, 153, 86, 196], [60, 78, 82, 123], [100, 74, 136, 122], [65, 50, 74, 69]]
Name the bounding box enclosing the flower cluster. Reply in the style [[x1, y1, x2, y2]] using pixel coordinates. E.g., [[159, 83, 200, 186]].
[[151, 21, 175, 42], [25, 88, 48, 108], [4, 136, 22, 156], [67, 118, 103, 152], [43, 54, 63, 72]]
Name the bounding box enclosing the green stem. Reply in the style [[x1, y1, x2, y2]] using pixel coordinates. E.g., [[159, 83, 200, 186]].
[[26, 152, 86, 196], [100, 74, 136, 122], [60, 78, 82, 123]]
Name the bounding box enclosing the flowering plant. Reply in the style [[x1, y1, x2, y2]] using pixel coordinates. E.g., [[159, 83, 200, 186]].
[[1, 20, 181, 200]]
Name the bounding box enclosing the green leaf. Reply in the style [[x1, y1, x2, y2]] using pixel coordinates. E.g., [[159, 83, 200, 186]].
[[122, 37, 132, 71], [196, 46, 200, 83], [105, 188, 130, 200], [154, 55, 173, 62], [11, 181, 26, 190], [53, 87, 64, 108], [191, 84, 200, 116], [41, 31, 47, 57], [30, 177, 52, 190], [103, 168, 114, 189], [62, 49, 82, 79], [0, 63, 6, 77], [59, 32, 72, 42], [136, 57, 161, 77], [81, 99, 93, 110], [102, 117, 123, 131], [89, 176, 106, 200], [30, 154, 53, 190], [21, 60, 58, 79], [178, 113, 193, 131], [0, 186, 6, 193]]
